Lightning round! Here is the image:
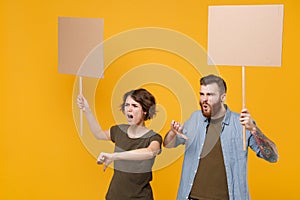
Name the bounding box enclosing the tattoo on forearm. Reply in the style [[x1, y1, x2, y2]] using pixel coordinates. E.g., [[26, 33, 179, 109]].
[[253, 128, 278, 162]]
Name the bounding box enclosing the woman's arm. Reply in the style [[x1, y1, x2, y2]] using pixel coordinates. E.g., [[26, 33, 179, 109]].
[[97, 140, 161, 171], [77, 94, 110, 140]]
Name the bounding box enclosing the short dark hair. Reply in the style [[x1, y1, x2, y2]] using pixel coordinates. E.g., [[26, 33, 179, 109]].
[[200, 74, 227, 94], [120, 88, 156, 120]]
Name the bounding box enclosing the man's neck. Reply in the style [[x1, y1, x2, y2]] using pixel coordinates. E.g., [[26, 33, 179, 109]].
[[211, 104, 226, 120]]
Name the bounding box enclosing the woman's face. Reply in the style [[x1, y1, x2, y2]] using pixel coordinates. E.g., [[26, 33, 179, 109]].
[[124, 95, 146, 126]]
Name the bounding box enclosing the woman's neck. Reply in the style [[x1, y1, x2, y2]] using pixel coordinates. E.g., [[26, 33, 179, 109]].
[[127, 124, 148, 138]]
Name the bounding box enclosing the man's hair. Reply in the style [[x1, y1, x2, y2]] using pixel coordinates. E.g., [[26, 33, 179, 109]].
[[120, 88, 156, 120], [200, 74, 227, 94]]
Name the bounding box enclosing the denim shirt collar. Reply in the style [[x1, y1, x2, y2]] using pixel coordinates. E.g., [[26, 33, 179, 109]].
[[223, 104, 231, 126]]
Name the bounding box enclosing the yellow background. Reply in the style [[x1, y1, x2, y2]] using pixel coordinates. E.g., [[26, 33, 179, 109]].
[[1, 0, 299, 199]]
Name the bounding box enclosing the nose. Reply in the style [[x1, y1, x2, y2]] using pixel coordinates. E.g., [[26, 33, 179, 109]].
[[201, 94, 208, 102], [127, 105, 133, 112]]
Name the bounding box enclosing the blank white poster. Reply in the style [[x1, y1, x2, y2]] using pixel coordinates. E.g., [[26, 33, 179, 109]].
[[207, 5, 284, 66]]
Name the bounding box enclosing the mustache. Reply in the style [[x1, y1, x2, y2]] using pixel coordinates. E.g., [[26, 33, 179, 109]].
[[200, 101, 210, 106]]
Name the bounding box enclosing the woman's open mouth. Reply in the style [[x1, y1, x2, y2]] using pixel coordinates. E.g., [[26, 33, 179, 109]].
[[127, 114, 133, 119]]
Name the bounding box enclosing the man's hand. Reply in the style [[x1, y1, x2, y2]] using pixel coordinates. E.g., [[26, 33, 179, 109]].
[[170, 120, 188, 140], [240, 108, 256, 134]]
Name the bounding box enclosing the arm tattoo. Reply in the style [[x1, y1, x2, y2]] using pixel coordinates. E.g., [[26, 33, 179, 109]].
[[252, 127, 278, 162]]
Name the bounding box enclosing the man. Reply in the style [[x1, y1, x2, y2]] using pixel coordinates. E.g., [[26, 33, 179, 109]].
[[164, 74, 278, 200]]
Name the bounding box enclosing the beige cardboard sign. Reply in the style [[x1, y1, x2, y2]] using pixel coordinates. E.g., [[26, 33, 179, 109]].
[[58, 17, 104, 78], [208, 5, 284, 66]]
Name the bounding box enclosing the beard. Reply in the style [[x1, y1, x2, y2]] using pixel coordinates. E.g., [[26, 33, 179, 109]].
[[200, 101, 212, 118]]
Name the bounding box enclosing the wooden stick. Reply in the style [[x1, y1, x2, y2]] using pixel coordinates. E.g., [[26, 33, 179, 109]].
[[79, 76, 83, 136], [242, 66, 246, 150]]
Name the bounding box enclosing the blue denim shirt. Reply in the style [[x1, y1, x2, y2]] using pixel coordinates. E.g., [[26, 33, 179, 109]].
[[174, 106, 267, 200]]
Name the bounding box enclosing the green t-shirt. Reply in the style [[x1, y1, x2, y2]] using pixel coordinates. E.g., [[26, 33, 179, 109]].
[[190, 116, 229, 200], [105, 124, 162, 200]]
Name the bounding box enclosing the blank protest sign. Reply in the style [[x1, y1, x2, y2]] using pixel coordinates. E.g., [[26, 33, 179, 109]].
[[207, 5, 284, 67], [58, 17, 104, 78], [58, 17, 104, 136], [207, 5, 284, 150]]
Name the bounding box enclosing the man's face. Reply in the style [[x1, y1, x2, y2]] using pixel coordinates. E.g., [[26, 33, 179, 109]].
[[199, 83, 224, 118]]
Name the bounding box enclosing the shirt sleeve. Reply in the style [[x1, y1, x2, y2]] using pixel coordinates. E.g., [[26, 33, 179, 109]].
[[149, 132, 163, 154], [149, 133, 162, 145], [110, 125, 117, 143]]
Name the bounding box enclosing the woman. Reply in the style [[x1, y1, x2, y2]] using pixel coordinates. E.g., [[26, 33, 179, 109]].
[[77, 88, 162, 200]]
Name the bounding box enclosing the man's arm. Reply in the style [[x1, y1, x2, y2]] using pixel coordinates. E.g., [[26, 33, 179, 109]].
[[163, 120, 188, 148], [250, 127, 278, 162], [240, 108, 278, 162], [163, 130, 177, 148]]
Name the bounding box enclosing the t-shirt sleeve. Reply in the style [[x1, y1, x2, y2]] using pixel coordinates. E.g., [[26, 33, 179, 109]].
[[149, 133, 163, 154], [149, 133, 162, 145], [110, 125, 117, 143]]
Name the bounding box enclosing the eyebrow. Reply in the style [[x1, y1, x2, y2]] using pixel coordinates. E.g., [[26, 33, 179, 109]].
[[125, 102, 139, 106], [199, 92, 216, 96]]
